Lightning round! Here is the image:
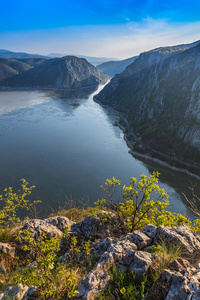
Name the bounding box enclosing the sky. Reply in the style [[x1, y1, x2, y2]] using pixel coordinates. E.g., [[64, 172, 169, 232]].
[[1, 0, 200, 59]]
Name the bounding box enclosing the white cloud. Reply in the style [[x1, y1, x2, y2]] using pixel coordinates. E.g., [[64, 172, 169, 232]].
[[0, 19, 200, 58]]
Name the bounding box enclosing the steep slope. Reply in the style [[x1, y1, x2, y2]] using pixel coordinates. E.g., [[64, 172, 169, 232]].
[[19, 58, 47, 67], [97, 56, 138, 77], [0, 58, 47, 81], [0, 56, 109, 89], [0, 58, 32, 81], [95, 41, 200, 164]]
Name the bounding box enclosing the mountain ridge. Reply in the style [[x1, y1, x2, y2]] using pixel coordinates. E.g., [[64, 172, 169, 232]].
[[0, 56, 109, 89], [94, 40, 200, 166]]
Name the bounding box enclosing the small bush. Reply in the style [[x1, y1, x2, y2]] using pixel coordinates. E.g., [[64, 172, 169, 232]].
[[0, 179, 40, 229], [99, 265, 149, 300]]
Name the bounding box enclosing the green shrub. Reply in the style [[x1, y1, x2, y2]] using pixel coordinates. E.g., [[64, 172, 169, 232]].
[[99, 265, 149, 300], [0, 179, 40, 228]]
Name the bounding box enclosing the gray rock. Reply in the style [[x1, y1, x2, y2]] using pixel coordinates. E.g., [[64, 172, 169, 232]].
[[76, 232, 138, 299], [161, 262, 200, 299], [142, 224, 157, 239], [124, 230, 152, 250], [165, 273, 189, 300], [0, 242, 15, 257], [169, 259, 195, 277], [70, 213, 126, 241], [188, 272, 200, 300], [27, 261, 38, 269], [44, 216, 74, 232], [155, 225, 200, 255], [77, 252, 113, 299], [162, 269, 176, 283], [0, 265, 6, 274], [0, 284, 37, 300], [91, 237, 113, 259], [14, 219, 63, 243], [117, 250, 155, 279]]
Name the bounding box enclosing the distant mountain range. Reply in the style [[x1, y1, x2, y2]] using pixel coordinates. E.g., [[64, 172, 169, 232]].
[[0, 49, 48, 59], [47, 53, 118, 66], [0, 56, 108, 89], [94, 40, 200, 166], [97, 56, 138, 77], [0, 49, 138, 79], [0, 49, 118, 66]]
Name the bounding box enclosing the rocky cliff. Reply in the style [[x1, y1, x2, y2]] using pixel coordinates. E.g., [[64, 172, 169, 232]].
[[94, 40, 200, 163], [1, 215, 200, 299], [0, 56, 109, 89]]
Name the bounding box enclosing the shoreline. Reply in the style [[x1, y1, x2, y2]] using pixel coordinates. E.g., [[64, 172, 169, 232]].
[[0, 84, 102, 92], [94, 97, 200, 180], [121, 122, 200, 180]]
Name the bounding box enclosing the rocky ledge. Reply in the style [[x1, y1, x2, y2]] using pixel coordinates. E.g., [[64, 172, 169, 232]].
[[1, 214, 200, 299]]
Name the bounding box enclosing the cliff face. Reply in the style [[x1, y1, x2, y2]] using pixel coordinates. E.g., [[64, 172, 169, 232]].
[[0, 56, 109, 89], [95, 41, 200, 160]]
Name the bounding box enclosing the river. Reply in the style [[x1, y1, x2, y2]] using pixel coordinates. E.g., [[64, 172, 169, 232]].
[[0, 85, 199, 220]]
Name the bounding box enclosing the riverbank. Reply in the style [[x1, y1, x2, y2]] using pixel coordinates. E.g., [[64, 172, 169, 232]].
[[0, 84, 100, 92], [119, 122, 200, 180], [94, 97, 200, 179]]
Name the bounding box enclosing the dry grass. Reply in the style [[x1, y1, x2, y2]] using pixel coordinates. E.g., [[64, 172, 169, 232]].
[[48, 207, 94, 222], [150, 240, 183, 281]]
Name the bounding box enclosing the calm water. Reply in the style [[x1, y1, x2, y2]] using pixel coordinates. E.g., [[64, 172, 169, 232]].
[[0, 86, 199, 219]]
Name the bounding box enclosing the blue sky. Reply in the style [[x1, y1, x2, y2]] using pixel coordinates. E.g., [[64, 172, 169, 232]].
[[1, 0, 200, 58]]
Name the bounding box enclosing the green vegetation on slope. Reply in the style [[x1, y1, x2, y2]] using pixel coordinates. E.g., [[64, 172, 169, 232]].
[[95, 41, 200, 167], [0, 56, 109, 89], [0, 174, 200, 299]]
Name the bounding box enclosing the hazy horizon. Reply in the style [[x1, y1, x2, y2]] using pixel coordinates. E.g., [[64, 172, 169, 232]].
[[1, 0, 200, 59]]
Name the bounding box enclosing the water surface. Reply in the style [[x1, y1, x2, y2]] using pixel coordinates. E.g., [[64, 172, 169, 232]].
[[0, 86, 199, 219]]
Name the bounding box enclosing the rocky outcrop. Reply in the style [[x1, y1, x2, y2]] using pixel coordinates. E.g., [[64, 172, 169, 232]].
[[0, 284, 37, 300], [70, 213, 126, 240], [155, 225, 200, 255], [0, 242, 15, 257], [148, 258, 200, 300], [13, 216, 73, 246], [44, 216, 74, 232], [75, 223, 200, 299], [2, 215, 200, 299]]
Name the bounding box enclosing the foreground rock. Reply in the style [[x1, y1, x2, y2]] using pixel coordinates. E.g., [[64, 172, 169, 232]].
[[0, 284, 36, 300], [148, 258, 200, 300], [2, 214, 200, 300], [44, 216, 74, 232], [76, 227, 155, 299], [75, 224, 200, 299], [155, 225, 200, 255], [13, 216, 73, 244], [0, 242, 15, 257]]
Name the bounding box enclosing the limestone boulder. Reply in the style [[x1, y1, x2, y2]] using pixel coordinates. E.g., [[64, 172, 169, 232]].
[[0, 284, 37, 300], [154, 225, 200, 255], [117, 250, 155, 279], [0, 242, 15, 257], [44, 216, 74, 232], [14, 219, 63, 244], [70, 212, 126, 241]]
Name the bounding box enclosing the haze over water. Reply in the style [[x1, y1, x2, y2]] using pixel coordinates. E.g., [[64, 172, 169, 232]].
[[0, 85, 199, 219]]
